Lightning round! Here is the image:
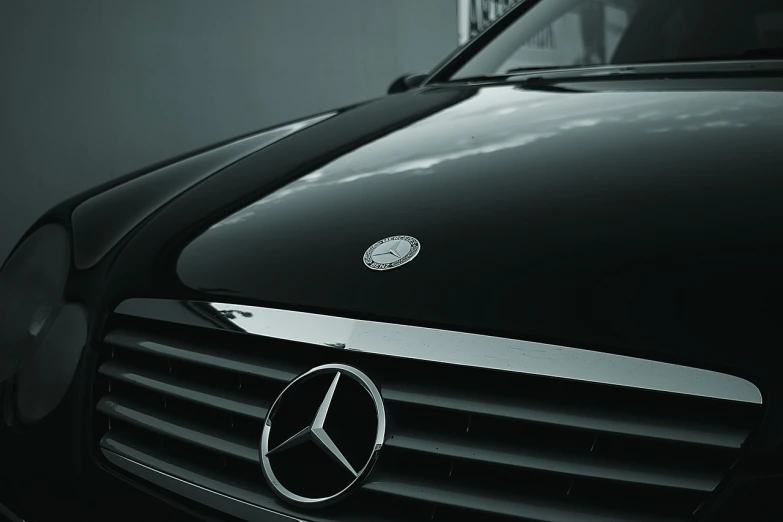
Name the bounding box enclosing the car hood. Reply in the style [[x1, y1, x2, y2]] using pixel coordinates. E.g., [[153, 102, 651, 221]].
[[177, 83, 783, 374]]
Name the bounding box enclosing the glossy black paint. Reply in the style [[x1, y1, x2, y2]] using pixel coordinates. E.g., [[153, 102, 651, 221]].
[[0, 87, 476, 520], [176, 78, 783, 440], [388, 73, 429, 94], [70, 113, 336, 269], [2, 68, 783, 522]]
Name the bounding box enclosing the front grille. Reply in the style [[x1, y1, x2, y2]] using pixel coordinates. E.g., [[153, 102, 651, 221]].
[[93, 312, 762, 522]]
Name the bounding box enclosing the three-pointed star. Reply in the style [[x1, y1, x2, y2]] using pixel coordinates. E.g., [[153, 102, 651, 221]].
[[265, 372, 358, 477], [372, 240, 402, 260]]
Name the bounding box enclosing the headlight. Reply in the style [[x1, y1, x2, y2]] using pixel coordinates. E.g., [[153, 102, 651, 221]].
[[0, 223, 86, 424], [0, 224, 71, 384]]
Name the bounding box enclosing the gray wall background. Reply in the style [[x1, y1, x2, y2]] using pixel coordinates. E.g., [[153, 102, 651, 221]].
[[0, 0, 457, 263]]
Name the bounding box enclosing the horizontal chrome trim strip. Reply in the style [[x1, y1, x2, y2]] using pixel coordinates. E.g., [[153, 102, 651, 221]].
[[362, 476, 680, 522], [104, 328, 299, 383], [102, 449, 301, 522], [0, 502, 25, 522], [381, 381, 749, 447], [115, 299, 762, 404], [98, 395, 261, 463], [98, 359, 271, 419], [385, 430, 721, 491]]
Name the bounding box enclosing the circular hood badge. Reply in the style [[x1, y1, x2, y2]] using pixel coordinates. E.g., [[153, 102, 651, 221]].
[[260, 364, 386, 508], [363, 235, 420, 271]]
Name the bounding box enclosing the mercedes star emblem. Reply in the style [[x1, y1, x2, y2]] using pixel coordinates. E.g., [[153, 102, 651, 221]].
[[363, 235, 420, 271], [260, 364, 386, 508]]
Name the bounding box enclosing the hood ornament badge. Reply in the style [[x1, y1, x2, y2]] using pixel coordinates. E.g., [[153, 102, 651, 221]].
[[363, 235, 421, 271]]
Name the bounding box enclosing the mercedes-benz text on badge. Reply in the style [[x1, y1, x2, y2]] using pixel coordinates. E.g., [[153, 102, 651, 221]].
[[260, 364, 386, 507], [363, 235, 420, 271]]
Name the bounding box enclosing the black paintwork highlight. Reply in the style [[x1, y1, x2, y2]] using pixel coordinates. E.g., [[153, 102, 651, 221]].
[[178, 80, 783, 445], [1, 52, 783, 522], [71, 115, 334, 269]]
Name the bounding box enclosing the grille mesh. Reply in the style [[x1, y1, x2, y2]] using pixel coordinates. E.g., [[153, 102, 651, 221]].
[[93, 312, 762, 522]]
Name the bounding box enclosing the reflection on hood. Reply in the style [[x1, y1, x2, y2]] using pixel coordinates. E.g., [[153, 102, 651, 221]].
[[211, 85, 781, 229]]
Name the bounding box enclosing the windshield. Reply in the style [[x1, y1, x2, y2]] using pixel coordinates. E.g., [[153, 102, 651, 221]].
[[452, 0, 783, 79]]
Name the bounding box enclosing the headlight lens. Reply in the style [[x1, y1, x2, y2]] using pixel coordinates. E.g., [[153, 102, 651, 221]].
[[15, 302, 88, 424], [0, 223, 90, 424], [0, 224, 71, 385]]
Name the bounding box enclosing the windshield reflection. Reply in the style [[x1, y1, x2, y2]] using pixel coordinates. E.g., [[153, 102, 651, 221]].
[[452, 0, 783, 79]]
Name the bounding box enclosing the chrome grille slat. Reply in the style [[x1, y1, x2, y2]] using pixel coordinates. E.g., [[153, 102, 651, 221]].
[[385, 430, 722, 491], [101, 432, 426, 522], [101, 432, 278, 506], [105, 329, 301, 383], [94, 310, 763, 522], [97, 396, 260, 464], [362, 477, 684, 522], [98, 360, 270, 420], [381, 382, 747, 448]]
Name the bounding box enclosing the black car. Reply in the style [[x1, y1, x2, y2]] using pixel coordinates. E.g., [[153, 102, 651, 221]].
[[2, 0, 783, 521]]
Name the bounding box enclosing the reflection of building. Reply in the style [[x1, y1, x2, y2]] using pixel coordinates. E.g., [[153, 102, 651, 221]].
[[457, 0, 634, 67], [458, 0, 525, 45]]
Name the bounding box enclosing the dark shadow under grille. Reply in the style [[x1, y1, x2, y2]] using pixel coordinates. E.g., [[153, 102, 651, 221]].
[[93, 313, 762, 522]]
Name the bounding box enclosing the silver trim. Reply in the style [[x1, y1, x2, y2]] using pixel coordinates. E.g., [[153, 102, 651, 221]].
[[0, 502, 24, 522], [362, 235, 421, 271], [103, 450, 302, 522], [261, 364, 386, 507], [115, 299, 762, 404]]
